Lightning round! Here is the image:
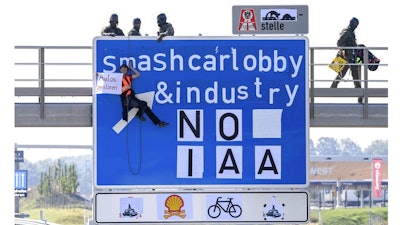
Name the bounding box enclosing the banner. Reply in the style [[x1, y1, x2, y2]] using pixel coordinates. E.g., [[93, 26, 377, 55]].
[[96, 72, 122, 95], [372, 158, 382, 198]]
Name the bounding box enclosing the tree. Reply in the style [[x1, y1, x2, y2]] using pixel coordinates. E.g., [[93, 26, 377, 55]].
[[315, 137, 341, 156], [36, 160, 80, 196], [339, 138, 362, 156], [309, 139, 317, 155], [67, 163, 79, 194], [37, 172, 45, 196], [364, 140, 388, 155]]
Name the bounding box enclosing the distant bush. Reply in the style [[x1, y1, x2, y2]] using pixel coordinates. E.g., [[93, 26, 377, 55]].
[[314, 207, 387, 225]]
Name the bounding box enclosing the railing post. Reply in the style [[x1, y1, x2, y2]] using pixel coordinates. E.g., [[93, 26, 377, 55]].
[[39, 47, 45, 119], [309, 48, 315, 119], [362, 47, 369, 119]]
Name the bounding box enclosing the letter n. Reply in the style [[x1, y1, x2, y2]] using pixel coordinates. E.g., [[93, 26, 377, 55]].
[[178, 110, 203, 141]]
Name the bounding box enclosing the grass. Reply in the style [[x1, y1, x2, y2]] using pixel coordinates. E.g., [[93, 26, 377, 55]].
[[20, 208, 92, 225], [19, 207, 388, 225], [18, 189, 387, 225], [18, 188, 92, 225], [310, 207, 388, 225]]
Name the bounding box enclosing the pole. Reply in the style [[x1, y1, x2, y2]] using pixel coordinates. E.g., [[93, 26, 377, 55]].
[[369, 156, 372, 225], [14, 144, 20, 214], [336, 180, 341, 208]]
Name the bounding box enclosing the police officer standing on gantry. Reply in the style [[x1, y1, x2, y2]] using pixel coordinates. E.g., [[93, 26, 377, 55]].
[[128, 18, 142, 36], [101, 13, 125, 36], [156, 13, 174, 42], [330, 17, 363, 103]]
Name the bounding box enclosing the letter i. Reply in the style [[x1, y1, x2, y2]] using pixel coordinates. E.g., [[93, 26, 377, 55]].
[[176, 81, 181, 103]]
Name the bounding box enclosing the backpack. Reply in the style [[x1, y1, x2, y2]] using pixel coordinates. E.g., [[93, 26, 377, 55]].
[[355, 44, 380, 71]]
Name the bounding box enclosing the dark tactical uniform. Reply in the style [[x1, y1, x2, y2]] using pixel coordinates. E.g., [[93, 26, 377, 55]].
[[158, 23, 174, 37], [102, 26, 125, 36], [128, 29, 141, 36], [331, 18, 360, 89], [157, 13, 174, 41], [128, 18, 142, 36], [101, 13, 125, 36]]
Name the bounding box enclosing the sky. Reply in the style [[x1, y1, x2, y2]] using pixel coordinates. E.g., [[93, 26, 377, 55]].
[[1, 0, 397, 224]]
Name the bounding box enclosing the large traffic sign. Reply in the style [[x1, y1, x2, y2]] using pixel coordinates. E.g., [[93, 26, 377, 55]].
[[93, 36, 309, 189]]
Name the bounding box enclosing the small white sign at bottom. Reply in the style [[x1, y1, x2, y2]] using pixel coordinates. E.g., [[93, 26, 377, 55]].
[[94, 190, 309, 224]]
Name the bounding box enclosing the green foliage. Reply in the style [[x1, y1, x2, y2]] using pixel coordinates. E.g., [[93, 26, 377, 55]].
[[311, 137, 388, 156], [20, 208, 91, 225], [318, 207, 388, 225], [20, 155, 93, 197], [19, 207, 388, 225], [37, 159, 79, 197], [19, 185, 92, 225], [339, 138, 362, 156], [316, 137, 341, 155], [364, 140, 388, 155]]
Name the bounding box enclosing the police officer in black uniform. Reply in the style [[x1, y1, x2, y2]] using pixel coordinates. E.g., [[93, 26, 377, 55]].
[[101, 13, 125, 36], [330, 17, 363, 103], [128, 18, 142, 36], [157, 13, 174, 42]]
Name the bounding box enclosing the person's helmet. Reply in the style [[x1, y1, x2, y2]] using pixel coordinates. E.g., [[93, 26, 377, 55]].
[[110, 13, 119, 23], [349, 17, 359, 29], [133, 18, 141, 24], [157, 13, 167, 26]]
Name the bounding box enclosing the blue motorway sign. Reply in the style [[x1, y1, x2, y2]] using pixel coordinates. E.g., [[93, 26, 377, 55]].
[[15, 170, 28, 197], [93, 36, 309, 188]]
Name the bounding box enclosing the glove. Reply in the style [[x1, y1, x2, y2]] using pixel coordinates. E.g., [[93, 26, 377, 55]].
[[157, 33, 166, 42]]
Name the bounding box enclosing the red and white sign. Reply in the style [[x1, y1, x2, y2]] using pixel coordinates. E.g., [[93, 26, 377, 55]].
[[372, 158, 382, 198], [237, 9, 257, 31]]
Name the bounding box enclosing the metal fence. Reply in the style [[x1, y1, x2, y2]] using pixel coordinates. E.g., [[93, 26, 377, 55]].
[[14, 45, 389, 127]]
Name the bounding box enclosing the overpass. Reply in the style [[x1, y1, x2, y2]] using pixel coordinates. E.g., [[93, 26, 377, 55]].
[[14, 45, 388, 128]]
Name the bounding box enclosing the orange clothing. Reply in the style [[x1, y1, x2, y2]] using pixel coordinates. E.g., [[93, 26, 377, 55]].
[[121, 75, 132, 96]]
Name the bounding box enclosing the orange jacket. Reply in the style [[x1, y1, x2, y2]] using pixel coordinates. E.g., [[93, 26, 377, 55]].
[[121, 75, 132, 96]]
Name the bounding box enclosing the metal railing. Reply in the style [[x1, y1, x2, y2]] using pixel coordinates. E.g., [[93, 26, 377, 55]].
[[14, 46, 93, 119], [15, 218, 60, 225], [14, 45, 388, 127], [309, 46, 388, 120]]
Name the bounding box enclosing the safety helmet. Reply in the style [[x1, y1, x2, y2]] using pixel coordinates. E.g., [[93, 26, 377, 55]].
[[110, 13, 119, 23], [157, 13, 167, 24], [133, 18, 141, 24]]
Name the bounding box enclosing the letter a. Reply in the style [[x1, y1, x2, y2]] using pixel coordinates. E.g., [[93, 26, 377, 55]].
[[255, 146, 281, 179]]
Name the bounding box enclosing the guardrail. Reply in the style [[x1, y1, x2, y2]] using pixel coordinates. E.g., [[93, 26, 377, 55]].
[[15, 218, 60, 225], [14, 46, 92, 119], [14, 44, 388, 127], [309, 46, 388, 121]]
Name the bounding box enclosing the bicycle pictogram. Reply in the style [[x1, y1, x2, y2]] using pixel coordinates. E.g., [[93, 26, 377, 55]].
[[207, 197, 242, 218]]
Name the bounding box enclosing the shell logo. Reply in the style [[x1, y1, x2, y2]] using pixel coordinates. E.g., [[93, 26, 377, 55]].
[[163, 194, 186, 219]]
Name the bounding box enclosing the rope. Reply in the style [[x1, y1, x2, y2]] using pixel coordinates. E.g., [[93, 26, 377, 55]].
[[124, 37, 143, 175], [125, 96, 143, 175]]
